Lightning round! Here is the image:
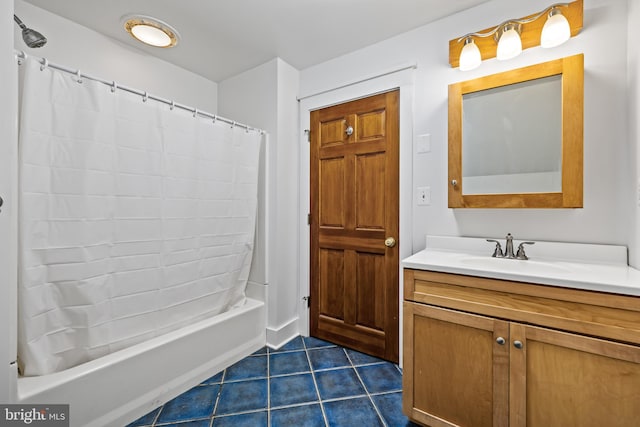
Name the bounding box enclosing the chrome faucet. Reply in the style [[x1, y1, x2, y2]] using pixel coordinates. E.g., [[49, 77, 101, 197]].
[[515, 241, 536, 260], [486, 239, 504, 257], [504, 233, 515, 258], [486, 234, 535, 260]]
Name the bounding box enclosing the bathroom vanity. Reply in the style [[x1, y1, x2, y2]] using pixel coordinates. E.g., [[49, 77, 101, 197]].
[[402, 236, 640, 427]]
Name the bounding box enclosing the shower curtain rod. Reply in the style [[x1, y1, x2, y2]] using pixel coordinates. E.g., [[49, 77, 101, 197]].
[[14, 50, 266, 136]]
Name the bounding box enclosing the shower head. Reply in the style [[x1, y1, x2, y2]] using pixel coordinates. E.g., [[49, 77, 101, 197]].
[[14, 14, 47, 48]]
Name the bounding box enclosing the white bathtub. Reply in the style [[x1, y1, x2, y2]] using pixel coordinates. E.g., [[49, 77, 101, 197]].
[[16, 295, 266, 427]]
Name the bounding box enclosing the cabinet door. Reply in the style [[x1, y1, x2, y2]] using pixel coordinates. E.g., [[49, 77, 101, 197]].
[[509, 323, 640, 427], [403, 302, 509, 427]]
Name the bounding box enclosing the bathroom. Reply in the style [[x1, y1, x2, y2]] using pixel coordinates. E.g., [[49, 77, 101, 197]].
[[1, 0, 639, 425]]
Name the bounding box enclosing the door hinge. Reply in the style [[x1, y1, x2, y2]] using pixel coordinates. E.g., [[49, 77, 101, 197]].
[[304, 129, 310, 142], [302, 296, 311, 308], [307, 213, 311, 225]]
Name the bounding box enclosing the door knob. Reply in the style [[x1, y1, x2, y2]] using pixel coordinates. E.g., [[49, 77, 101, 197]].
[[345, 125, 354, 136], [384, 237, 396, 248]]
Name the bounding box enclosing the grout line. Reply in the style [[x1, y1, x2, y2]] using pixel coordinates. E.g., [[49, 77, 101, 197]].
[[223, 375, 269, 383], [269, 400, 320, 411], [347, 348, 388, 427], [210, 369, 225, 420], [266, 345, 271, 427], [154, 417, 211, 426], [211, 408, 267, 419], [303, 337, 330, 427], [269, 370, 313, 379], [151, 405, 162, 427], [268, 348, 307, 355]]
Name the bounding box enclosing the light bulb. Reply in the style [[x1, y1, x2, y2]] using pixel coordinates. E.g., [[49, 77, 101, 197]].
[[122, 15, 180, 48], [131, 24, 172, 47], [541, 9, 571, 48], [459, 38, 481, 71], [496, 24, 522, 60]]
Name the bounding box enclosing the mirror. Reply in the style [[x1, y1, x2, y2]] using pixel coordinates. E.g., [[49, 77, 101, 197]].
[[448, 54, 583, 208]]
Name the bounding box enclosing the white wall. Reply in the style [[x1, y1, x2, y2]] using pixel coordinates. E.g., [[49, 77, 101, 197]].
[[14, 0, 217, 112], [274, 60, 303, 340], [219, 59, 277, 287], [218, 59, 301, 348], [629, 0, 640, 268], [300, 0, 632, 257], [1, 0, 19, 404]]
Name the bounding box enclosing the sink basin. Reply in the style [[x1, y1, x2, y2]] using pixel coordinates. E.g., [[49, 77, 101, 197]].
[[459, 256, 573, 275]]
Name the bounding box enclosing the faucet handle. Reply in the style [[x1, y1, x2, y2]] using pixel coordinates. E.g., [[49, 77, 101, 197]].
[[516, 242, 535, 260], [486, 239, 504, 258]]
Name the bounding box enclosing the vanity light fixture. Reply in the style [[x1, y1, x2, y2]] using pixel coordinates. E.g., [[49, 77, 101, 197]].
[[122, 15, 180, 48], [541, 7, 572, 48], [495, 22, 522, 61], [450, 0, 582, 70], [459, 37, 482, 71]]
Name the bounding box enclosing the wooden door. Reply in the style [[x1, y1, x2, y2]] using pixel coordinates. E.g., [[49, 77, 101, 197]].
[[403, 302, 510, 427], [510, 324, 640, 427], [309, 90, 399, 362]]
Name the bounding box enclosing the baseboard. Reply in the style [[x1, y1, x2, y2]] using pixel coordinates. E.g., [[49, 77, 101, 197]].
[[266, 317, 299, 349]]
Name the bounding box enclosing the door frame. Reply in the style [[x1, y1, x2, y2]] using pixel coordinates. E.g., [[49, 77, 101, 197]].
[[298, 67, 415, 364]]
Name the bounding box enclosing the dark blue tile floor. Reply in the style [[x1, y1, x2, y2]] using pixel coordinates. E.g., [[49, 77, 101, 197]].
[[127, 336, 418, 426]]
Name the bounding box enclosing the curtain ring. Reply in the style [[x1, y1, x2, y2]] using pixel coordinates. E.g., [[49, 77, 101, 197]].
[[231, 121, 236, 129], [76, 70, 83, 84], [16, 50, 26, 65], [111, 81, 117, 93], [142, 91, 148, 102], [40, 58, 48, 71], [193, 108, 198, 118], [170, 100, 175, 111], [212, 114, 217, 124]]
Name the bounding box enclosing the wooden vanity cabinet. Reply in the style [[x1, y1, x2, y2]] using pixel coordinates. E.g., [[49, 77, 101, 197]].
[[403, 269, 640, 427]]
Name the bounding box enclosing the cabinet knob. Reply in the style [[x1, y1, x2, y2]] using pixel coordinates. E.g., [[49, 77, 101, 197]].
[[513, 340, 523, 349], [496, 337, 506, 345]]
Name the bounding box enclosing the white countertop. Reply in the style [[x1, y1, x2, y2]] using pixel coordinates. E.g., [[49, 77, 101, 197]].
[[402, 236, 640, 297]]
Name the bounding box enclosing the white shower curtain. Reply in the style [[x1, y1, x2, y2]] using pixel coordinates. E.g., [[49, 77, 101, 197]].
[[18, 57, 262, 376]]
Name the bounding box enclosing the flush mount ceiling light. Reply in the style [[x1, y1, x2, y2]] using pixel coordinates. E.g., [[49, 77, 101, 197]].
[[449, 0, 582, 71], [122, 15, 180, 48]]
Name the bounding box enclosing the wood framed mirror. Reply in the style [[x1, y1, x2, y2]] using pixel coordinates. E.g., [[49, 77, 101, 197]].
[[448, 54, 583, 208]]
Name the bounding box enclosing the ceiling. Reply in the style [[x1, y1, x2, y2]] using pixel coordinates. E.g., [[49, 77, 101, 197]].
[[24, 0, 491, 82]]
